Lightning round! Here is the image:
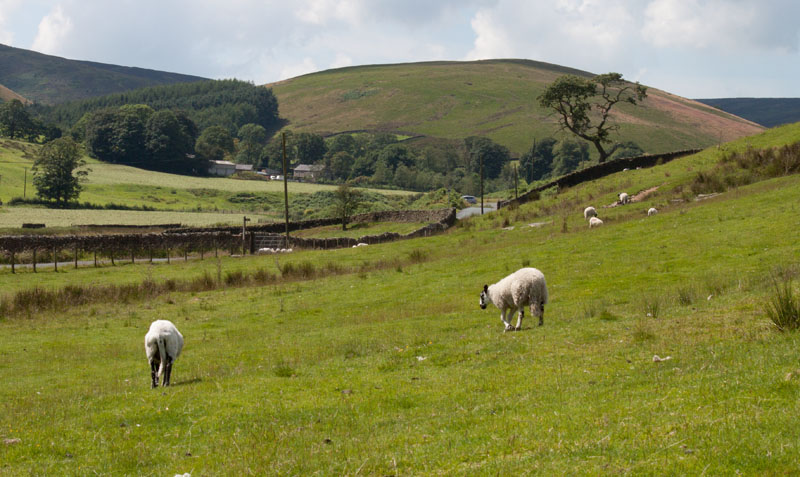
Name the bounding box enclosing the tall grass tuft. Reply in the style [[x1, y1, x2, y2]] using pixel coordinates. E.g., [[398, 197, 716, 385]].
[[676, 285, 697, 306], [641, 294, 662, 318], [764, 278, 800, 331]]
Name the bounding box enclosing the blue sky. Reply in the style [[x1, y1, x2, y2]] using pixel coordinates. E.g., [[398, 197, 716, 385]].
[[1, 0, 798, 98]]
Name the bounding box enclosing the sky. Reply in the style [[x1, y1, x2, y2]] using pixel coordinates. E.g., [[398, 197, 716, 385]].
[[1, 0, 798, 98]]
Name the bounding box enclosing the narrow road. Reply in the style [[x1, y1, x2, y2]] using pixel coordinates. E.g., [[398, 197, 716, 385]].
[[457, 202, 498, 220]]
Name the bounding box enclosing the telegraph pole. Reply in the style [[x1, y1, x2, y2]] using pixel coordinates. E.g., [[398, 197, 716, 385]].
[[282, 133, 290, 248], [479, 153, 484, 215]]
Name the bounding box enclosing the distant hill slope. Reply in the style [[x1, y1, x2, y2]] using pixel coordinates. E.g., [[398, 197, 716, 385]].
[[269, 59, 763, 156], [695, 98, 800, 128], [0, 83, 29, 104], [0, 43, 208, 105]]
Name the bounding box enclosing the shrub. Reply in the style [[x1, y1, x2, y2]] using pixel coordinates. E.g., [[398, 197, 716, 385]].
[[765, 279, 800, 331]]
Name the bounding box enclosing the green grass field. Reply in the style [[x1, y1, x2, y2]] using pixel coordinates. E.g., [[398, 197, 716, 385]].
[[2, 124, 800, 474], [291, 221, 428, 239], [0, 138, 416, 228]]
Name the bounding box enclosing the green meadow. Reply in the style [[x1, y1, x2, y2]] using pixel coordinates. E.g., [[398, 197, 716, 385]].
[[0, 139, 416, 228], [2, 125, 800, 474]]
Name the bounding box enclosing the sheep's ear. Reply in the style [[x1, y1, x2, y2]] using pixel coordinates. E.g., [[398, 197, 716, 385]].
[[483, 285, 488, 292]]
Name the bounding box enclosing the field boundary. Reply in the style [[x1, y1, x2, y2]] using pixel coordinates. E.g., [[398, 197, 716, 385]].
[[498, 148, 702, 208]]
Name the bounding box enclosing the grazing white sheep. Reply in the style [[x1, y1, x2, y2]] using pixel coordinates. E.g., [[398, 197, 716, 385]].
[[145, 320, 184, 388], [480, 268, 549, 332], [619, 192, 630, 205], [583, 206, 597, 219], [648, 207, 658, 216], [589, 217, 604, 228]]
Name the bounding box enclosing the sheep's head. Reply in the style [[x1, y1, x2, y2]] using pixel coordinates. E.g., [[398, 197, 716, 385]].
[[479, 285, 489, 309]]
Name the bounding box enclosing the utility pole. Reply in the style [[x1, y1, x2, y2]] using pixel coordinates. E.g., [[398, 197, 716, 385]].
[[479, 152, 484, 215], [242, 216, 250, 256], [282, 133, 290, 248]]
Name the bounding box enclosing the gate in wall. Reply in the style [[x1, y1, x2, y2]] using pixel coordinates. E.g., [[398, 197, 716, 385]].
[[252, 233, 288, 252]]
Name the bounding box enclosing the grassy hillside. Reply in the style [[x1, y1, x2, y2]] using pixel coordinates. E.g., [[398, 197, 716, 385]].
[[696, 97, 800, 128], [0, 43, 207, 105], [2, 125, 800, 473], [270, 59, 764, 156], [0, 139, 416, 228], [0, 83, 29, 104]]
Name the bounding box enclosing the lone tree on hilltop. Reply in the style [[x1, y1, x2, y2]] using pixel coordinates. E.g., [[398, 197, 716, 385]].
[[32, 137, 90, 206], [538, 72, 647, 163], [332, 183, 364, 231]]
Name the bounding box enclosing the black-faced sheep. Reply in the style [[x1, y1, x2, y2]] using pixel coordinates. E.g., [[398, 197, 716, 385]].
[[145, 320, 184, 388], [584, 206, 597, 219], [480, 268, 549, 332], [619, 192, 630, 205]]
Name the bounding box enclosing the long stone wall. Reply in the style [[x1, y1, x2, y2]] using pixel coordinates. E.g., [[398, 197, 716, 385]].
[[285, 211, 455, 250], [498, 149, 702, 208], [170, 208, 456, 235], [0, 232, 240, 256]]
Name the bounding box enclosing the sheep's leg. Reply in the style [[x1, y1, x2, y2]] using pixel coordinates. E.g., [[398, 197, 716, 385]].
[[164, 355, 174, 387], [515, 308, 524, 331], [150, 360, 159, 388], [537, 304, 545, 326], [501, 309, 514, 332]]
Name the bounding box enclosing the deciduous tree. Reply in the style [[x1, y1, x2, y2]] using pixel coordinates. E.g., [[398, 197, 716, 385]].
[[332, 183, 364, 231], [32, 137, 90, 206], [539, 73, 647, 163]]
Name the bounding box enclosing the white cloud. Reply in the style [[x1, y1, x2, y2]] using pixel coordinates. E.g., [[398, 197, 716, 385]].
[[279, 58, 318, 80], [642, 0, 753, 50], [329, 53, 353, 69], [1, 0, 798, 97], [31, 4, 73, 55], [0, 0, 23, 44], [465, 9, 513, 60]]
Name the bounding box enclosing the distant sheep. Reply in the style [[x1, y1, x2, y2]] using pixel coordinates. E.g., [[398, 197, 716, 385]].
[[480, 267, 549, 332], [589, 217, 603, 228], [583, 206, 597, 219], [145, 320, 184, 388], [619, 192, 630, 205], [648, 207, 658, 216]]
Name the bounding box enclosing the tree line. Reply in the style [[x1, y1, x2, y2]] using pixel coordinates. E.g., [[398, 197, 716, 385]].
[[29, 79, 280, 136]]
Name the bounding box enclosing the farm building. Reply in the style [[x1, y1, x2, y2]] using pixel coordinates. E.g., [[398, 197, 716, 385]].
[[208, 160, 236, 176], [208, 161, 254, 176], [293, 164, 326, 182]]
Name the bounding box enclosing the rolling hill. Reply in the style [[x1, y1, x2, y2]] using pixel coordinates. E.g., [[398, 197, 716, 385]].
[[0, 82, 29, 104], [269, 59, 764, 156], [0, 43, 207, 105], [695, 97, 800, 128]]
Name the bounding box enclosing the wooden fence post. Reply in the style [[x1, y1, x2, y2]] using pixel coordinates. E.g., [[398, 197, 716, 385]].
[[111, 249, 115, 266], [94, 250, 97, 268], [74, 245, 78, 269], [53, 247, 57, 272], [10, 252, 15, 274], [32, 249, 36, 273]]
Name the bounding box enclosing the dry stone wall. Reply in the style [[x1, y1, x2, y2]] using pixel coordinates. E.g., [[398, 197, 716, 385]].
[[499, 149, 702, 208]]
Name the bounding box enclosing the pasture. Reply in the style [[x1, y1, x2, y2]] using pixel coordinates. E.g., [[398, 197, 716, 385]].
[[2, 125, 800, 474]]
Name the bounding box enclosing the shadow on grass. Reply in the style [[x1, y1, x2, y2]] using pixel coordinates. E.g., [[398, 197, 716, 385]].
[[172, 377, 203, 387]]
